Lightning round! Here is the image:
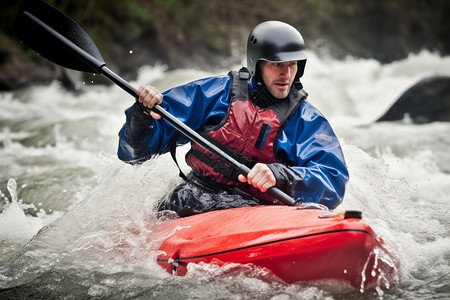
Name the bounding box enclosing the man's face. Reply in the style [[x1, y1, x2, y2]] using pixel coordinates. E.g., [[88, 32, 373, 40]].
[[260, 61, 298, 99]]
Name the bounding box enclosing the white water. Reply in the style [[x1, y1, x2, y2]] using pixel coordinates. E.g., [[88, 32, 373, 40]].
[[1, 51, 449, 299]]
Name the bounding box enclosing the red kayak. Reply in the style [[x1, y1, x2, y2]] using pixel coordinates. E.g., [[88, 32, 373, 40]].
[[155, 206, 398, 290]]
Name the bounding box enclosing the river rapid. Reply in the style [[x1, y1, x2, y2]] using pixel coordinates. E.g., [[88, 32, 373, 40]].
[[0, 51, 449, 299]]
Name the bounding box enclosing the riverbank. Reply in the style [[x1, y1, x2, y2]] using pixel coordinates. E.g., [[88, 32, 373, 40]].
[[1, 0, 449, 90]]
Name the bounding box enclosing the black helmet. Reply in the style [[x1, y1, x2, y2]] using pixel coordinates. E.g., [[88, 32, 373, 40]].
[[247, 21, 307, 84]]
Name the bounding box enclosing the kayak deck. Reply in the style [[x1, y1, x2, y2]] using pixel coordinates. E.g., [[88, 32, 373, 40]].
[[154, 206, 398, 289]]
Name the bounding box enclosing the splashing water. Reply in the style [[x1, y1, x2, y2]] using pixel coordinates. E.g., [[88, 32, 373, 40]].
[[1, 51, 450, 299]]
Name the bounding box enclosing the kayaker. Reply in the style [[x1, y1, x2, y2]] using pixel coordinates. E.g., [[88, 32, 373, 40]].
[[118, 21, 349, 217]]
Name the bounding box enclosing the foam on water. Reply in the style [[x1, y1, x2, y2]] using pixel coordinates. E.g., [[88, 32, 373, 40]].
[[1, 51, 449, 299]]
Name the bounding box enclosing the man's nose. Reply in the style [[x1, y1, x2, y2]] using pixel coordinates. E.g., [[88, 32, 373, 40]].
[[280, 65, 291, 78]]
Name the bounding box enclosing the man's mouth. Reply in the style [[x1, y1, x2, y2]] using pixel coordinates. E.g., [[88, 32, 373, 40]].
[[274, 82, 289, 88]]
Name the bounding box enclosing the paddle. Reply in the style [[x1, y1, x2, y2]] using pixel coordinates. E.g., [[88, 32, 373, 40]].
[[14, 0, 296, 206]]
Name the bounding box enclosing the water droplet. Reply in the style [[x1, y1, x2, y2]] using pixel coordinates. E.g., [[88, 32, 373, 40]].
[[7, 178, 18, 203]]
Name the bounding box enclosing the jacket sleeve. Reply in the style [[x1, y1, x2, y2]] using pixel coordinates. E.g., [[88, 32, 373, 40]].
[[273, 101, 349, 209], [117, 75, 232, 163]]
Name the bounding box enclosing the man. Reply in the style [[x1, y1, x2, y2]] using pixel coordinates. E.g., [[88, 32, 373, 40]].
[[118, 21, 349, 217]]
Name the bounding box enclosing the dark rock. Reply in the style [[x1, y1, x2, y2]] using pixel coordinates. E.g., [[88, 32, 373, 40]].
[[376, 76, 450, 123]]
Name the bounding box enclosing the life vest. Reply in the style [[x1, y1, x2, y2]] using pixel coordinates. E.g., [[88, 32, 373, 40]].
[[185, 68, 307, 201]]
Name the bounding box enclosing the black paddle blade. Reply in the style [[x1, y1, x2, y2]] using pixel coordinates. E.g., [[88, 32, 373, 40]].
[[14, 0, 105, 73]]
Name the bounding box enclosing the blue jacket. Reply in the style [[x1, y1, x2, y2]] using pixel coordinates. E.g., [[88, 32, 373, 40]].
[[118, 74, 349, 209]]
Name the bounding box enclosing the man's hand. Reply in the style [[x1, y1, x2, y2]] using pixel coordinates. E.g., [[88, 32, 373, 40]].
[[238, 163, 276, 192], [137, 85, 163, 119]]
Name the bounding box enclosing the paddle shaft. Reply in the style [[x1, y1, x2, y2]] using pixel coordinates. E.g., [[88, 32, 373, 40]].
[[101, 67, 295, 206], [19, 2, 296, 206]]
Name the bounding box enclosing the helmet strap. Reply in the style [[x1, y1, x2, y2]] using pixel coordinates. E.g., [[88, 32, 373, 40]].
[[253, 62, 265, 87], [294, 80, 303, 90]]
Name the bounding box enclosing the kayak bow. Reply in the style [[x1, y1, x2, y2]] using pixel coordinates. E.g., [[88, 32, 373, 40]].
[[155, 206, 398, 290]]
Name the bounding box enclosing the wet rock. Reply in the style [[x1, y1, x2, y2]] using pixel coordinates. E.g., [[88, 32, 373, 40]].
[[376, 76, 450, 123]]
